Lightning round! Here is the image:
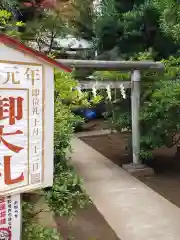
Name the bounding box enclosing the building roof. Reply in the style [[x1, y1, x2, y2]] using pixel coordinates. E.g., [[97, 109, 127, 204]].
[[56, 35, 92, 49], [0, 33, 72, 72]]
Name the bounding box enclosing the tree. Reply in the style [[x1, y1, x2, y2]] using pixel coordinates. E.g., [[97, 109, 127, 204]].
[[22, 10, 68, 54], [0, 0, 17, 10], [18, 0, 56, 8], [160, 2, 180, 44], [91, 0, 180, 59], [14, 0, 70, 54], [0, 9, 24, 37], [69, 0, 95, 41]]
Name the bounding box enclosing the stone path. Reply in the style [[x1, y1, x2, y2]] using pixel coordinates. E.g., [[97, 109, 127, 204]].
[[70, 137, 180, 240]]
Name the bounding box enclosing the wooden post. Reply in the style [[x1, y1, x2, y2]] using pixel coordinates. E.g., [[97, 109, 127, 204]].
[[131, 70, 141, 164]]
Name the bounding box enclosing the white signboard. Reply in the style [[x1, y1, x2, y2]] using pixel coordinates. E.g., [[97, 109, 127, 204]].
[[0, 194, 21, 240], [0, 61, 53, 196]]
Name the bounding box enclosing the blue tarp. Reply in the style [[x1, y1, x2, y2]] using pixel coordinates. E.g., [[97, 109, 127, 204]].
[[83, 109, 97, 120]]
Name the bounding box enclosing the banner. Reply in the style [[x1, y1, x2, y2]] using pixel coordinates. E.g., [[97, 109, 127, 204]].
[[0, 61, 53, 196], [0, 194, 21, 240]]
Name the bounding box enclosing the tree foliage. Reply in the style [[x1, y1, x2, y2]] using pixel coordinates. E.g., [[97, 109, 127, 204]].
[[0, 9, 24, 37], [69, 0, 95, 41], [23, 11, 67, 53], [22, 201, 60, 240], [18, 0, 56, 8], [93, 0, 180, 58], [0, 0, 18, 11]]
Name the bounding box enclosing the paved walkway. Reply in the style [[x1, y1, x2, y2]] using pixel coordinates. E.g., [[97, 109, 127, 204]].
[[75, 129, 114, 137], [70, 137, 180, 240]]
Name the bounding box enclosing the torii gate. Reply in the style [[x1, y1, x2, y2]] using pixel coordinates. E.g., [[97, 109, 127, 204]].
[[57, 59, 164, 169]]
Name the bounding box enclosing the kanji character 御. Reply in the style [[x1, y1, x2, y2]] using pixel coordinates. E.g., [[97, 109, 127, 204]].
[[0, 97, 23, 125]]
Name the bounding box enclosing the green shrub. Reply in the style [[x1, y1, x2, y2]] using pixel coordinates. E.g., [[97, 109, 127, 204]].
[[139, 56, 180, 161], [22, 201, 61, 240], [45, 71, 90, 217], [44, 157, 90, 217]]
